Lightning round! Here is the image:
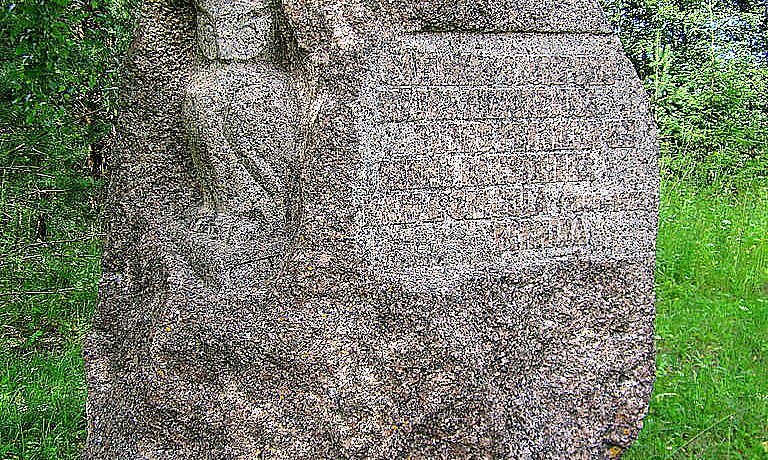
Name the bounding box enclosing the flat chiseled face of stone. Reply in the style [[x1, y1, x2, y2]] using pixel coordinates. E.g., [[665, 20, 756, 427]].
[[355, 33, 657, 288]]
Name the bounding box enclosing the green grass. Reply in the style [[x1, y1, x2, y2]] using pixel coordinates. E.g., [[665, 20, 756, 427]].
[[0, 181, 765, 459], [0, 350, 87, 459], [625, 183, 768, 459], [1, 121, 102, 460]]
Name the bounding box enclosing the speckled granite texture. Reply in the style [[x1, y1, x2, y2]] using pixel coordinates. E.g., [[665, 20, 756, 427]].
[[83, 0, 659, 458]]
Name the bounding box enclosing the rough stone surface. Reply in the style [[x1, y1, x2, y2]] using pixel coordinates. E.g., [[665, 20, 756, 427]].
[[84, 0, 658, 458]]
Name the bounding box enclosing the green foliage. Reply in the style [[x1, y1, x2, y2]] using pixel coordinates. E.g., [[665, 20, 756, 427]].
[[602, 0, 768, 188], [0, 0, 135, 346], [659, 61, 768, 187], [0, 0, 135, 127]]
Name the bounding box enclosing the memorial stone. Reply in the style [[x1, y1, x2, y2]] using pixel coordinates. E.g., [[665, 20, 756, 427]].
[[84, 0, 659, 458]]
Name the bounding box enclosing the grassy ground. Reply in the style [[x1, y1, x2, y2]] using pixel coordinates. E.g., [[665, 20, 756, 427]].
[[0, 181, 765, 459], [625, 183, 768, 459], [0, 126, 101, 459]]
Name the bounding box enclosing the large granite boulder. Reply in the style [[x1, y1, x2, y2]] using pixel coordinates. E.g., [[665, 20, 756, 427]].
[[84, 0, 658, 458]]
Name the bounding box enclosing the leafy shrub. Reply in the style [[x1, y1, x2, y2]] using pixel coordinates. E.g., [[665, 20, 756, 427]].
[[602, 0, 768, 190]]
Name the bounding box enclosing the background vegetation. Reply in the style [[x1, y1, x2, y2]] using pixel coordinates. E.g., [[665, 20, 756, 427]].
[[0, 0, 134, 456], [0, 0, 766, 458]]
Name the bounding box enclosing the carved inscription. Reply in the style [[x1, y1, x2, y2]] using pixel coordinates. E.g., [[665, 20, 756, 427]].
[[378, 152, 594, 190], [357, 35, 655, 277], [364, 217, 587, 269], [388, 52, 619, 86]]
